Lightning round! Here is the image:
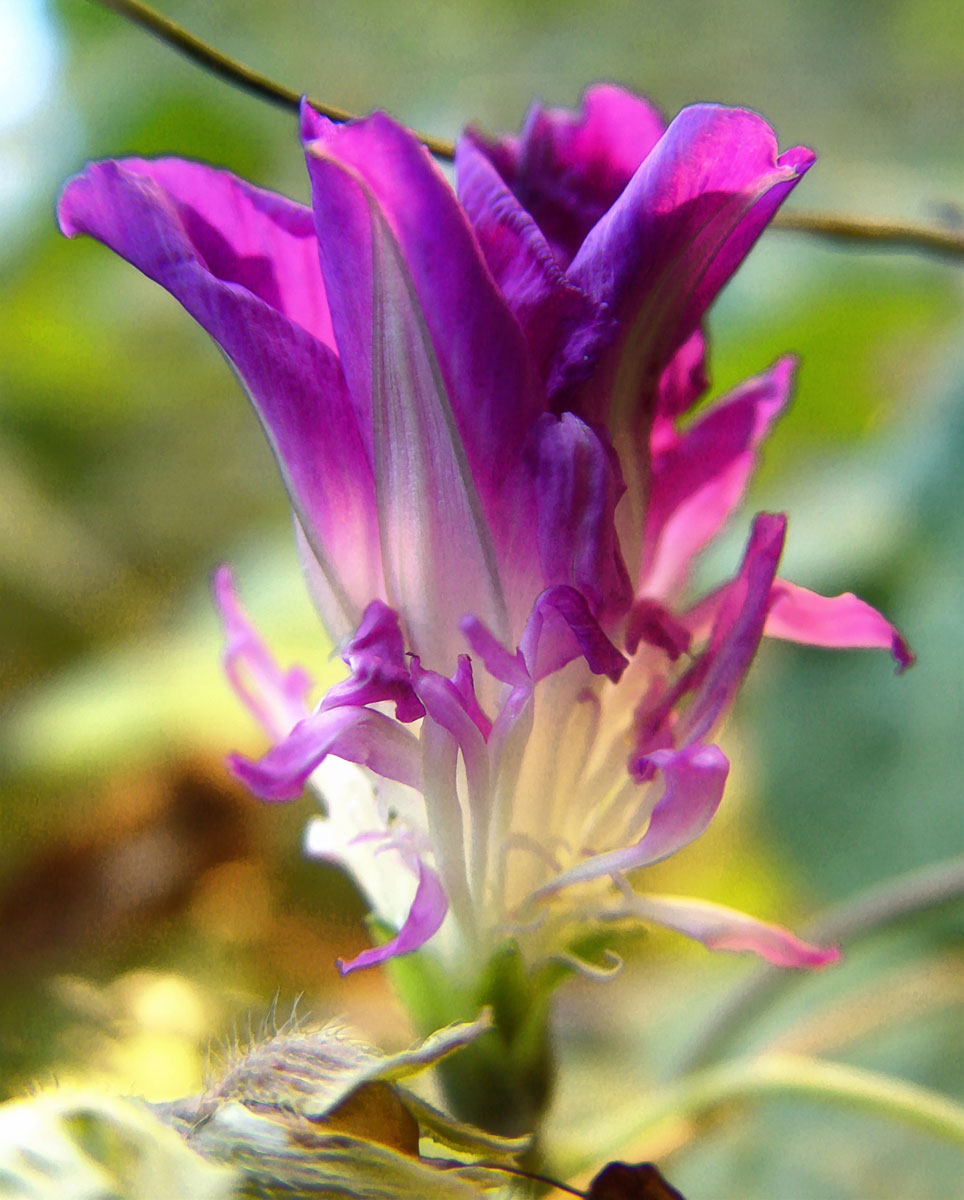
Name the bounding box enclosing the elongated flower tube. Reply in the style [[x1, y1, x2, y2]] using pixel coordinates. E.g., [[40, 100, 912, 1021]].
[[59, 86, 911, 981]]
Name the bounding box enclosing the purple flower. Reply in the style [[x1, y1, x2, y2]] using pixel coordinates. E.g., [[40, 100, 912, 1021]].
[[59, 86, 911, 976]]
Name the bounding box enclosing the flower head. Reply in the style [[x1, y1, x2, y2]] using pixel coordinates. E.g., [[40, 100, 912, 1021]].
[[59, 87, 910, 977]]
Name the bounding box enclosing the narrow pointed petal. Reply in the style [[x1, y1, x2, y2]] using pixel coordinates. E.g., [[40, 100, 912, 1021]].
[[303, 108, 545, 632], [321, 601, 425, 721], [641, 358, 795, 598], [338, 859, 448, 974], [229, 706, 421, 801], [632, 514, 786, 761], [532, 413, 633, 623], [412, 657, 492, 902], [58, 158, 382, 639], [674, 513, 786, 746], [766, 580, 914, 671], [565, 106, 814, 427], [622, 893, 841, 968], [213, 565, 312, 741], [519, 586, 629, 684], [535, 744, 729, 894]]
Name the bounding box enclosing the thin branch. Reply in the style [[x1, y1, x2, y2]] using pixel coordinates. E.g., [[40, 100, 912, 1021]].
[[93, 0, 454, 158], [91, 0, 964, 262], [770, 208, 964, 258]]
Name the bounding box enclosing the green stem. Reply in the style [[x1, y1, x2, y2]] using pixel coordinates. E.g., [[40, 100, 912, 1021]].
[[571, 1054, 964, 1176], [91, 0, 964, 260]]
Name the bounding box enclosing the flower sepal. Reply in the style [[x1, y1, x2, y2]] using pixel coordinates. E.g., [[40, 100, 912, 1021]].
[[385, 936, 557, 1138]]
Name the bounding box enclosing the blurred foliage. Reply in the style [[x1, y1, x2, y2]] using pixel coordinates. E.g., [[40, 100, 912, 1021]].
[[0, 1, 961, 1197]]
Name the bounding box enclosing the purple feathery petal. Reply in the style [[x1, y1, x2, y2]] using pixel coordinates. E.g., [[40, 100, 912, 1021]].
[[766, 579, 914, 671], [631, 514, 786, 763], [474, 84, 666, 267], [564, 105, 814, 427], [640, 357, 794, 598], [303, 108, 545, 636], [455, 134, 608, 390], [321, 600, 425, 722], [213, 565, 313, 742], [535, 743, 729, 894], [531, 412, 633, 624], [338, 857, 448, 974], [520, 586, 629, 684], [58, 158, 383, 641], [229, 705, 421, 801], [623, 893, 841, 968]]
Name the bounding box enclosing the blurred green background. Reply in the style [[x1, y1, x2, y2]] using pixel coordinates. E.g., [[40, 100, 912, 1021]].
[[0, 2, 961, 1197]]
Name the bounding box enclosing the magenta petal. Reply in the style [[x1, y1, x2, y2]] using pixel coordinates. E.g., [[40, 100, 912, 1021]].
[[58, 158, 382, 641], [532, 412, 633, 623], [766, 580, 914, 671], [625, 598, 691, 660], [566, 105, 814, 426], [321, 601, 425, 722], [229, 706, 421, 801], [456, 134, 608, 391], [625, 893, 841, 968], [338, 858, 448, 974], [520, 586, 629, 684], [536, 744, 729, 893], [475, 84, 666, 267], [305, 121, 529, 664], [632, 514, 786, 761], [213, 565, 312, 741], [673, 513, 786, 746], [460, 616, 529, 687], [641, 357, 795, 598], [303, 107, 545, 633], [62, 156, 333, 342]]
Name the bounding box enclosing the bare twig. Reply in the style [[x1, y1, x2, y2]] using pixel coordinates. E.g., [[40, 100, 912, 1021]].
[[90, 0, 964, 260]]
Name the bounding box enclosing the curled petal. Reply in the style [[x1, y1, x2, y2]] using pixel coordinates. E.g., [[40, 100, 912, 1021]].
[[338, 859, 448, 974], [565, 105, 813, 426], [620, 892, 841, 968], [520, 586, 629, 684], [473, 84, 666, 267], [535, 744, 729, 894], [455, 134, 607, 390], [625, 598, 691, 660], [213, 565, 312, 741], [229, 706, 421, 801], [322, 600, 424, 722], [766, 580, 914, 672]]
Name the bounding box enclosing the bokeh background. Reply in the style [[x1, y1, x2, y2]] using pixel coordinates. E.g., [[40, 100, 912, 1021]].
[[1, 2, 961, 1197]]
